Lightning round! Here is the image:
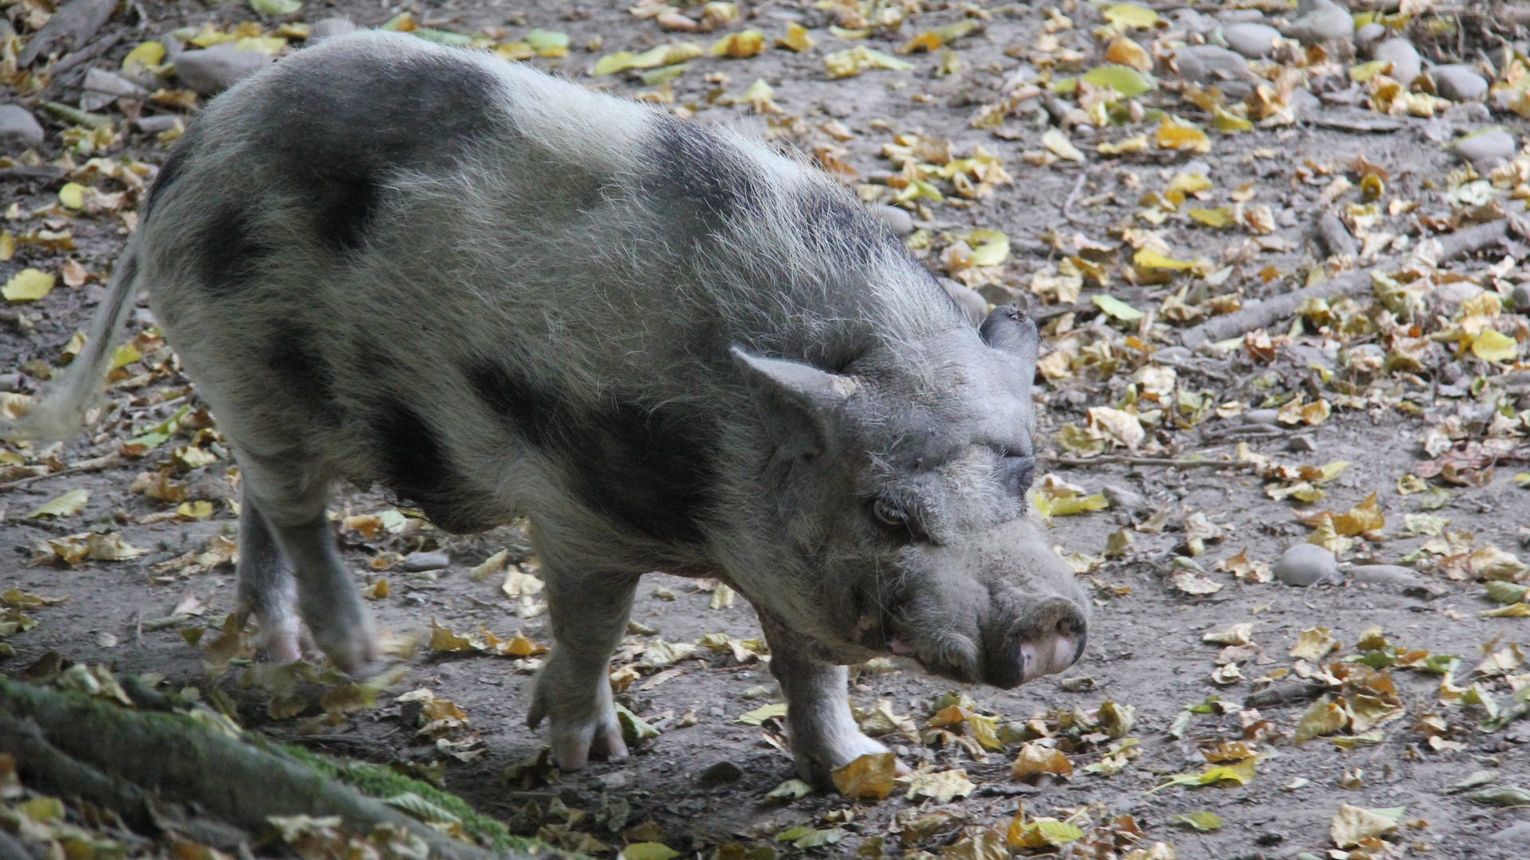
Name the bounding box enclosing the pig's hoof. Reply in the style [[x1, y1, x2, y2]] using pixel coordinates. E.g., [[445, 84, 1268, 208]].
[[234, 607, 304, 664], [551, 714, 629, 771], [307, 617, 379, 674], [796, 732, 909, 788]]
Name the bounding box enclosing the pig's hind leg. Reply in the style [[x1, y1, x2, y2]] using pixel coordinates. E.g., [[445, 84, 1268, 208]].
[[526, 520, 634, 770], [236, 451, 377, 671], [760, 613, 909, 787]]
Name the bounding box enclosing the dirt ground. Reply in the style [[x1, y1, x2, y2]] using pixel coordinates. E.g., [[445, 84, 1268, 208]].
[[4, 1, 1530, 858]]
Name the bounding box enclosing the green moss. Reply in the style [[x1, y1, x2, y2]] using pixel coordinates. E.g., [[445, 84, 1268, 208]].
[[275, 744, 547, 854]]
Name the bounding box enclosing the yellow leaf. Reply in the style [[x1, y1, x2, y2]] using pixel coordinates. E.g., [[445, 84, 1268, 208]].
[[27, 488, 90, 519], [1008, 813, 1084, 849], [593, 42, 703, 75], [1104, 37, 1152, 71], [1331, 805, 1401, 849], [0, 231, 13, 261], [1133, 247, 1195, 271], [1098, 134, 1148, 155], [3, 269, 55, 302], [1011, 743, 1074, 781], [1083, 64, 1155, 97], [831, 752, 899, 800], [965, 229, 1010, 266], [708, 30, 765, 59], [1471, 329, 1518, 362], [176, 500, 215, 520], [1349, 60, 1389, 83], [1103, 3, 1159, 29], [1291, 627, 1339, 660], [1332, 492, 1384, 537], [824, 46, 911, 78], [1211, 104, 1254, 132], [1188, 207, 1235, 228], [777, 22, 814, 53], [1042, 128, 1086, 162], [110, 343, 141, 370], [122, 40, 166, 73], [58, 183, 87, 210], [1155, 120, 1211, 153]]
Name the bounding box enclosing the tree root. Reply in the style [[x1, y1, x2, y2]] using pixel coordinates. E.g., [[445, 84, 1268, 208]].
[[0, 678, 550, 860], [1181, 220, 1513, 348]]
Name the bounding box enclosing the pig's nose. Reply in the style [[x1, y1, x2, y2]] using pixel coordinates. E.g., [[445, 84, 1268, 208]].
[[1019, 610, 1087, 684]]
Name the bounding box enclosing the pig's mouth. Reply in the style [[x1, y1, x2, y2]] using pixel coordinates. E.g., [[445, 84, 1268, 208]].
[[856, 604, 1088, 689]]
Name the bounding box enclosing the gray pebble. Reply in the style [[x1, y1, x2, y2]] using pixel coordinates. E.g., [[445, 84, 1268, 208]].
[[1452, 128, 1517, 168], [134, 115, 181, 134], [698, 759, 744, 786], [1509, 283, 1530, 313], [872, 203, 914, 236], [1490, 821, 1530, 842], [1222, 22, 1281, 59], [1284, 0, 1355, 43], [1103, 484, 1147, 513], [1351, 564, 1423, 588], [939, 278, 987, 326], [0, 104, 45, 150], [593, 771, 629, 791], [1355, 22, 1386, 47], [1285, 435, 1316, 454], [312, 18, 358, 42], [1175, 45, 1257, 97], [1372, 38, 1420, 86], [1274, 543, 1340, 587], [81, 68, 149, 111], [400, 550, 450, 572], [173, 44, 272, 96], [1430, 64, 1489, 101]]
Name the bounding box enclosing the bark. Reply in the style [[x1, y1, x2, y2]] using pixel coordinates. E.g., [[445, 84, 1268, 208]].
[[0, 678, 550, 860]]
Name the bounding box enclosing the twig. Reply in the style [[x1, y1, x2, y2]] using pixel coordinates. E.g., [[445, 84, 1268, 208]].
[[49, 30, 123, 79], [1049, 455, 1249, 470], [1061, 168, 1090, 225], [0, 166, 67, 183], [1313, 212, 1359, 260], [0, 454, 121, 490], [1182, 219, 1512, 348]]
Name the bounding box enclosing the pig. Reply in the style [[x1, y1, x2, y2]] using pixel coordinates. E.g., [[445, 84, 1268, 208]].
[[9, 31, 1090, 785]]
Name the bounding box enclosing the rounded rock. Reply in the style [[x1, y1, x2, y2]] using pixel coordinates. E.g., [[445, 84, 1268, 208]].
[[1372, 38, 1421, 86], [312, 18, 358, 42], [1274, 543, 1340, 587], [173, 44, 273, 96], [1509, 282, 1530, 313], [1284, 0, 1355, 43], [697, 759, 744, 786], [1452, 128, 1517, 168], [400, 550, 450, 572], [1222, 22, 1281, 58], [872, 203, 914, 237], [0, 104, 45, 151], [1355, 22, 1386, 47], [1430, 64, 1489, 102], [1175, 45, 1257, 96]]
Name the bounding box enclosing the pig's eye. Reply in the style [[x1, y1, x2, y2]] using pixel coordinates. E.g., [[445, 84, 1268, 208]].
[[871, 497, 931, 544]]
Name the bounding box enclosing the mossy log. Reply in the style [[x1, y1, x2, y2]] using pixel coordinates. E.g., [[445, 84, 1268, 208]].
[[0, 678, 555, 859]]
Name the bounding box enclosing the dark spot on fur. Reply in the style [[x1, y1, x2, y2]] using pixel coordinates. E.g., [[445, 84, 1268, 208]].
[[464, 361, 563, 447], [251, 53, 509, 251], [795, 187, 899, 268], [267, 324, 336, 417], [143, 132, 196, 220], [371, 400, 488, 534], [196, 205, 275, 292], [463, 362, 715, 543], [567, 402, 716, 544], [645, 115, 762, 228]]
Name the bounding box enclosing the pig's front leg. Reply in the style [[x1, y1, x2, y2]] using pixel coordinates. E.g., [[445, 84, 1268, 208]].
[[759, 613, 905, 787], [526, 531, 635, 771]]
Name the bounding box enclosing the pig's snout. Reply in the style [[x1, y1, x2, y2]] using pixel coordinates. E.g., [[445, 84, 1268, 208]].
[[985, 597, 1088, 689]]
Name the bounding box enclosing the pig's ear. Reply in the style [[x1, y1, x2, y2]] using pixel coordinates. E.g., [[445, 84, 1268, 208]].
[[730, 347, 857, 458], [979, 305, 1039, 382]]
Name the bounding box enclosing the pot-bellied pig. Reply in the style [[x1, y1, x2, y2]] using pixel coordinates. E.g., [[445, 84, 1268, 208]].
[[11, 31, 1090, 785]]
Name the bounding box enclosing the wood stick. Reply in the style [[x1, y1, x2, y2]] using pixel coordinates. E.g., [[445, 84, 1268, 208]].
[[1181, 220, 1512, 348]]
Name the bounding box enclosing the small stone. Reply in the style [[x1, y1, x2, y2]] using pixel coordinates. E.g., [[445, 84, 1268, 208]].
[[1285, 435, 1316, 454], [939, 278, 987, 326], [81, 68, 149, 111], [1509, 282, 1530, 313], [173, 44, 272, 96], [697, 760, 744, 786], [1284, 0, 1355, 44], [312, 18, 358, 42], [1222, 22, 1281, 58], [134, 115, 181, 134], [1351, 564, 1423, 588], [1274, 543, 1340, 587], [1371, 38, 1421, 86], [1175, 45, 1257, 97], [1429, 64, 1489, 101], [1452, 128, 1517, 168], [872, 203, 914, 236], [1103, 484, 1147, 513], [593, 771, 629, 791], [1491, 821, 1530, 842], [400, 550, 450, 572], [1354, 22, 1386, 47], [0, 104, 45, 150]]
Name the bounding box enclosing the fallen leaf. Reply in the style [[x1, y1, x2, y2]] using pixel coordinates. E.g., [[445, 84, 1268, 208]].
[[1330, 804, 1402, 849], [27, 488, 89, 519], [3, 269, 56, 302], [831, 752, 899, 800]]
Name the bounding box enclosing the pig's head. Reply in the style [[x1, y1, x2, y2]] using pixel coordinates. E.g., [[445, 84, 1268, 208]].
[[726, 307, 1091, 689]]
